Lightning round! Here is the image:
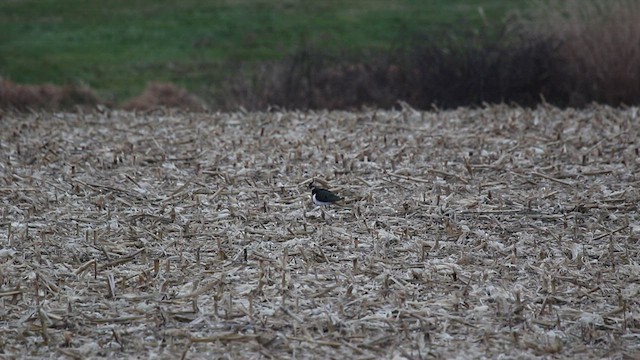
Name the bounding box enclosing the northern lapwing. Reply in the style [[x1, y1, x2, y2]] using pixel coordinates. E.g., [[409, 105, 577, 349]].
[[308, 181, 343, 206]]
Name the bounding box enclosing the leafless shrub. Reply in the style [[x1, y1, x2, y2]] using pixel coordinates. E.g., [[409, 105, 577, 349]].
[[512, 0, 640, 105]]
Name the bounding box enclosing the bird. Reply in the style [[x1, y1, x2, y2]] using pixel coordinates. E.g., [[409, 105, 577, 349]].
[[308, 181, 343, 206]]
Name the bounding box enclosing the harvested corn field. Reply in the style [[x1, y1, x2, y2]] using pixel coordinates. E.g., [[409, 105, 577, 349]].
[[0, 105, 639, 359]]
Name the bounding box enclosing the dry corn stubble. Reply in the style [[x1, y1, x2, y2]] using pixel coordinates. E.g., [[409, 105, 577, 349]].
[[0, 105, 639, 359]]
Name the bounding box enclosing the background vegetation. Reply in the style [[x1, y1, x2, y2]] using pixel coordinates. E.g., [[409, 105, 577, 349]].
[[1, 0, 639, 110]]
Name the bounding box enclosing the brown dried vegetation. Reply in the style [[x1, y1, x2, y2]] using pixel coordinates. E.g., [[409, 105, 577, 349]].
[[0, 80, 98, 111], [0, 106, 639, 358], [513, 0, 640, 106], [122, 82, 206, 112]]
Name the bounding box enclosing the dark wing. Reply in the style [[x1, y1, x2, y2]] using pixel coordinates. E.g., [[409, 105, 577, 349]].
[[314, 188, 342, 203]]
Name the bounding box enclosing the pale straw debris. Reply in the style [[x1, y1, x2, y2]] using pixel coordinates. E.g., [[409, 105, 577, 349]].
[[0, 105, 639, 358]]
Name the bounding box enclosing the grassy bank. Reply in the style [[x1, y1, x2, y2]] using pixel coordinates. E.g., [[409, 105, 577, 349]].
[[0, 0, 525, 102]]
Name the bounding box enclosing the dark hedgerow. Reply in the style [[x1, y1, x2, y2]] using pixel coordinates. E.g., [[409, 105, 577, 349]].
[[222, 33, 567, 111], [221, 0, 640, 111], [399, 36, 568, 109]]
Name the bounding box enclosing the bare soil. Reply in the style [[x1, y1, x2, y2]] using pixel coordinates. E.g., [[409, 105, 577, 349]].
[[1, 105, 639, 359]]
